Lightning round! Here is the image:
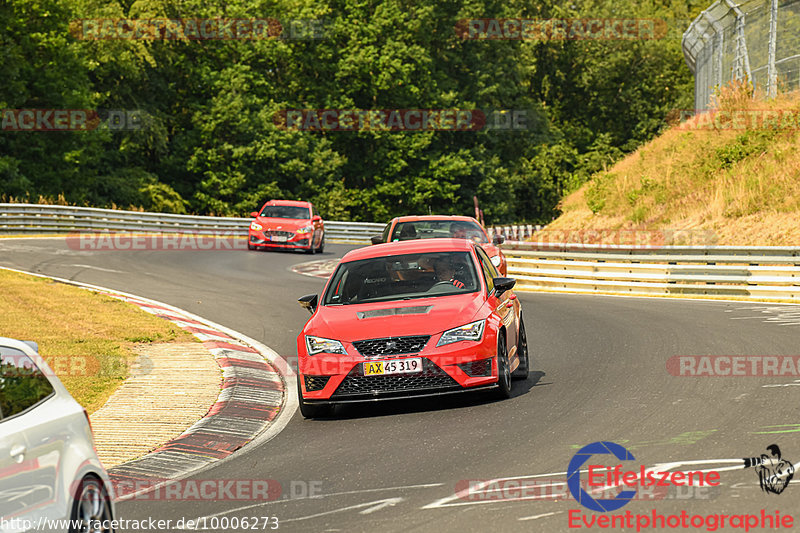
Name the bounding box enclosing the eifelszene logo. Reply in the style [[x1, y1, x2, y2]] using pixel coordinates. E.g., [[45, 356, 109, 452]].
[[743, 445, 794, 495], [567, 441, 720, 512]]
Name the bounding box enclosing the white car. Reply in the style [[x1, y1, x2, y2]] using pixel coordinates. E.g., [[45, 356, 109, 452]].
[[0, 338, 115, 533]]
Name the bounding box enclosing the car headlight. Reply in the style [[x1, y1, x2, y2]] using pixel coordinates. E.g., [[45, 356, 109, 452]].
[[437, 320, 486, 347], [305, 336, 347, 355], [296, 225, 314, 234], [490, 255, 502, 267], [250, 221, 263, 231]]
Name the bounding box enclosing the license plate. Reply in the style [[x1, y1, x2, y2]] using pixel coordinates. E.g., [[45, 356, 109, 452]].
[[363, 358, 422, 376], [271, 235, 288, 242]]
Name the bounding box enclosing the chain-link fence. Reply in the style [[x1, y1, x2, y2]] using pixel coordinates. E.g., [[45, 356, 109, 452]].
[[683, 0, 800, 109]]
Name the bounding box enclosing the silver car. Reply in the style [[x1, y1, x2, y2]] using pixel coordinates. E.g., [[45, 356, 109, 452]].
[[0, 338, 115, 533]]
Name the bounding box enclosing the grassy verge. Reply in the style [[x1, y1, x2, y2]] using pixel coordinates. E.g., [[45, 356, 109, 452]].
[[550, 85, 800, 245], [0, 269, 194, 413]]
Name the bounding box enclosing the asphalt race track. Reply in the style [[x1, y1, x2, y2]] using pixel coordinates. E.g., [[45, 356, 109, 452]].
[[2, 238, 798, 532]]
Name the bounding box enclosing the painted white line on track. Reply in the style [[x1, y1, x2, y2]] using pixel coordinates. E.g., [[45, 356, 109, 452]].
[[175, 483, 442, 528], [518, 511, 561, 521], [63, 263, 126, 273], [763, 380, 800, 387], [279, 498, 404, 524]]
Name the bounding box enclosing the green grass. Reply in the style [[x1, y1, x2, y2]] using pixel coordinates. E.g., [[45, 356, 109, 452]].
[[550, 85, 800, 245], [0, 269, 195, 413]]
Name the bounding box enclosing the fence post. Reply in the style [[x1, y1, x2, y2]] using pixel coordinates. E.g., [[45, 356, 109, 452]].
[[767, 0, 778, 98]]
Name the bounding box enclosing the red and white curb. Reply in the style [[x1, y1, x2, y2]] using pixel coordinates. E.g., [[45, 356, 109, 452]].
[[291, 258, 339, 279], [0, 266, 296, 501]]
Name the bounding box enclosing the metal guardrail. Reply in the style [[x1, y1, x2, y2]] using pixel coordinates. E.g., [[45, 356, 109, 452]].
[[0, 204, 385, 244], [5, 204, 799, 301], [324, 221, 386, 243], [502, 242, 800, 301]]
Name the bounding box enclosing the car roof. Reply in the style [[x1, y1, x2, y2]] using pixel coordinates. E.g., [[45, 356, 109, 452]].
[[391, 215, 480, 224], [263, 199, 311, 207], [342, 238, 476, 263]]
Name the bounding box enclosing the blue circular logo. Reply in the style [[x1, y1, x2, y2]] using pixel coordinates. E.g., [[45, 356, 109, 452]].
[[567, 441, 637, 512]]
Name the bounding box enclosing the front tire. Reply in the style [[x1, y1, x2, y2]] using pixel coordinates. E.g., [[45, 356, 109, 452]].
[[494, 333, 512, 399], [512, 318, 530, 380], [69, 476, 114, 533], [316, 233, 325, 253], [297, 374, 332, 418]]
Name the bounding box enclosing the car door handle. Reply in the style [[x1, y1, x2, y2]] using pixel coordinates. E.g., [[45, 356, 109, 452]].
[[10, 444, 26, 461]]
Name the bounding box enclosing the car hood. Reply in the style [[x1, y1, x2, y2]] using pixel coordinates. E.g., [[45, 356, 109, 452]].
[[256, 217, 311, 229], [308, 293, 486, 341]]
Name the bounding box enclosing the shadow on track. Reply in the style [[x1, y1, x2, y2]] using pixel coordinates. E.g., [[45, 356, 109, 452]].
[[306, 371, 549, 421]]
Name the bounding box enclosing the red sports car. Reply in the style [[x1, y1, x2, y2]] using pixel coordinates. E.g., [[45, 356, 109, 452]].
[[295, 238, 529, 418], [248, 199, 325, 253], [370, 215, 507, 275]]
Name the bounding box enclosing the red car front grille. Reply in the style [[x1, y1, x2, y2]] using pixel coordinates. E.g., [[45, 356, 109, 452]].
[[352, 335, 430, 358], [331, 358, 459, 398], [264, 230, 294, 238]]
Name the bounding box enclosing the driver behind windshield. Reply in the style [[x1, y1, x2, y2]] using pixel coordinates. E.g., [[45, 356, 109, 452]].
[[433, 257, 465, 289], [450, 222, 469, 239]]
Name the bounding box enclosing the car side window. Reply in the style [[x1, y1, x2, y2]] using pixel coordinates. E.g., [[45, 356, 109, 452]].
[[313, 206, 319, 218], [381, 223, 391, 242], [474, 247, 497, 294], [0, 348, 55, 421]]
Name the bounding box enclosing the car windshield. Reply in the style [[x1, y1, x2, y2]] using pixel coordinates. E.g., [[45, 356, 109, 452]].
[[390, 220, 488, 243], [324, 251, 479, 305], [259, 205, 311, 219]]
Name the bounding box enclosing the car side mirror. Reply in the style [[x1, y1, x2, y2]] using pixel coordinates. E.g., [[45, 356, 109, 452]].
[[492, 234, 505, 245], [298, 294, 318, 314], [370, 235, 384, 245], [250, 211, 259, 218], [312, 215, 322, 222], [493, 277, 516, 297]]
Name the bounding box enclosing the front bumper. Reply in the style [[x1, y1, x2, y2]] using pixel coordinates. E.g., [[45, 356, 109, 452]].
[[249, 231, 311, 249], [298, 339, 499, 402], [302, 383, 499, 404]]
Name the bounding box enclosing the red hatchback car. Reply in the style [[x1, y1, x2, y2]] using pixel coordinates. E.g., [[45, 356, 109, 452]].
[[248, 200, 325, 253], [295, 238, 530, 418], [371, 215, 507, 275]]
